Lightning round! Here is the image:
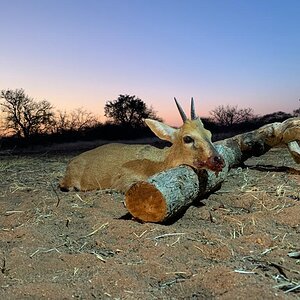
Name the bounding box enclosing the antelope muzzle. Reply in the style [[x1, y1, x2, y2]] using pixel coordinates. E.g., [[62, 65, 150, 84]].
[[193, 152, 225, 173], [207, 154, 225, 172]]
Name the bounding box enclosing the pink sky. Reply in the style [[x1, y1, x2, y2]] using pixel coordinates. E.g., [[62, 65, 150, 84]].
[[1, 1, 299, 127]]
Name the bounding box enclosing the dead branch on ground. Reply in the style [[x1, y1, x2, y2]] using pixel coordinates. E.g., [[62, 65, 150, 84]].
[[125, 118, 300, 222]]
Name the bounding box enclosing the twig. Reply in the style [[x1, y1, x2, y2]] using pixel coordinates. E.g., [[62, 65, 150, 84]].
[[261, 246, 278, 256], [30, 249, 41, 258], [234, 270, 256, 274], [284, 284, 300, 294], [76, 193, 85, 203], [30, 247, 61, 258], [92, 251, 106, 262], [170, 237, 181, 246], [50, 181, 61, 207], [133, 230, 148, 238], [153, 233, 186, 240], [269, 261, 300, 276], [80, 222, 109, 238], [5, 210, 24, 216]]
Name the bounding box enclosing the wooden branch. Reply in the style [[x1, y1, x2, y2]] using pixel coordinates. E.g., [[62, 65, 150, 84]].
[[125, 117, 300, 223], [125, 166, 200, 222]]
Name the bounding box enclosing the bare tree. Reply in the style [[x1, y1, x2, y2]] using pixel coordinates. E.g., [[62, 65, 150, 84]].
[[54, 108, 98, 133], [210, 105, 254, 126], [0, 89, 54, 139], [69, 108, 98, 130], [54, 110, 70, 134]]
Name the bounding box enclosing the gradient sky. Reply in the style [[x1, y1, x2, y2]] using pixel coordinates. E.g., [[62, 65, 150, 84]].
[[1, 0, 300, 125]]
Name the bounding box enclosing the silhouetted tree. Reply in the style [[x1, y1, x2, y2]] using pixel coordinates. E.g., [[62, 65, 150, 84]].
[[104, 94, 161, 127], [54, 110, 70, 134], [258, 111, 292, 123], [54, 108, 98, 133], [210, 105, 254, 126], [0, 89, 54, 139], [293, 108, 300, 117]]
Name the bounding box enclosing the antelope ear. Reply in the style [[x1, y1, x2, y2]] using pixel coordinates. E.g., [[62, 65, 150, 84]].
[[145, 119, 177, 143]]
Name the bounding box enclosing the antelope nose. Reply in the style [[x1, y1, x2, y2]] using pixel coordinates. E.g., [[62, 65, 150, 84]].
[[214, 155, 224, 165], [210, 155, 225, 169]]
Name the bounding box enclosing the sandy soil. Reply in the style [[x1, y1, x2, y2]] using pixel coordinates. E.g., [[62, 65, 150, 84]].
[[0, 146, 299, 299]]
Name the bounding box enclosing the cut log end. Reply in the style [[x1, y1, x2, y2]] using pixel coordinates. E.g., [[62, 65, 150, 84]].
[[125, 182, 167, 222]]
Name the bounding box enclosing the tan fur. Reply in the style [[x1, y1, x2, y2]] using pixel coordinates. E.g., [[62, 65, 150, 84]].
[[60, 104, 224, 193]]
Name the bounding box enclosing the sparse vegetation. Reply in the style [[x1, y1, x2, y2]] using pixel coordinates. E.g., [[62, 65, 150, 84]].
[[209, 104, 255, 127], [54, 108, 98, 134]]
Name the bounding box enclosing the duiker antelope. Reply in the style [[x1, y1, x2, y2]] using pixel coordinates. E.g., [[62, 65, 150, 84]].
[[60, 98, 224, 193]]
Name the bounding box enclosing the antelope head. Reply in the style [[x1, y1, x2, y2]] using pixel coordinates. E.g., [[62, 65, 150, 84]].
[[145, 98, 225, 173]]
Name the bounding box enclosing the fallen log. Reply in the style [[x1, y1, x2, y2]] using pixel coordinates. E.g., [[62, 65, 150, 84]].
[[125, 117, 300, 223]]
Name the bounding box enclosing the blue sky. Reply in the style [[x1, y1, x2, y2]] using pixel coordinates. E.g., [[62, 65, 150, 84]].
[[1, 0, 299, 125]]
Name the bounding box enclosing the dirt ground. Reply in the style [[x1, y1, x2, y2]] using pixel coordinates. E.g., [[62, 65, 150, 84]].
[[0, 146, 299, 299]]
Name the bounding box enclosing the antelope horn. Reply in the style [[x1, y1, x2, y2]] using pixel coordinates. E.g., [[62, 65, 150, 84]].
[[174, 97, 187, 122], [190, 97, 197, 120]]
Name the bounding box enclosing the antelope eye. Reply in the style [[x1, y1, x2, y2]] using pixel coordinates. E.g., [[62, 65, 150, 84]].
[[183, 136, 194, 144]]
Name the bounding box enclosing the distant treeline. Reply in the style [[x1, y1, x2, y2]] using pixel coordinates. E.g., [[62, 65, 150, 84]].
[[0, 123, 155, 149], [203, 110, 295, 138], [0, 110, 295, 150], [0, 89, 299, 150]]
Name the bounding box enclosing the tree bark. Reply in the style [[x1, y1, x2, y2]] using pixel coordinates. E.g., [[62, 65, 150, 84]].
[[125, 118, 300, 223]]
